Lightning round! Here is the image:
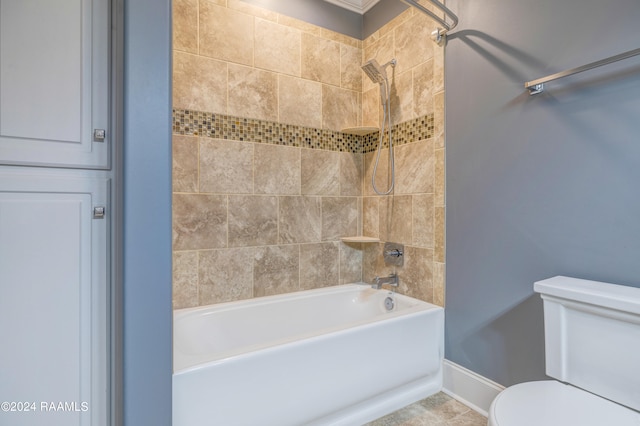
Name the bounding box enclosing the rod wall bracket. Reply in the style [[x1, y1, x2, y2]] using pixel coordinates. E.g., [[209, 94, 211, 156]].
[[527, 83, 544, 95], [431, 28, 446, 45]]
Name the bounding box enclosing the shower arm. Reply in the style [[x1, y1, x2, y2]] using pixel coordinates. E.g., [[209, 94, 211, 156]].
[[399, 0, 459, 44]]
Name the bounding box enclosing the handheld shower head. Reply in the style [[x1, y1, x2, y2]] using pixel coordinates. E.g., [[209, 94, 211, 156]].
[[362, 58, 396, 105], [361, 58, 396, 84], [361, 59, 387, 84], [362, 58, 397, 195]]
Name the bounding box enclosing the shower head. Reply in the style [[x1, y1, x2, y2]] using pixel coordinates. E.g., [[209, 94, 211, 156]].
[[362, 59, 387, 84], [362, 58, 396, 105], [361, 58, 396, 84]]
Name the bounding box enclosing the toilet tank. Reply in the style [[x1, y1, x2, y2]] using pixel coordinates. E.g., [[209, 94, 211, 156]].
[[534, 276, 640, 412]]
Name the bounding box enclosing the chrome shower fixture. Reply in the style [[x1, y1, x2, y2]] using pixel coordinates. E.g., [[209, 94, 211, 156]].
[[362, 58, 397, 195], [398, 0, 458, 45], [361, 59, 396, 85], [361, 59, 396, 107]]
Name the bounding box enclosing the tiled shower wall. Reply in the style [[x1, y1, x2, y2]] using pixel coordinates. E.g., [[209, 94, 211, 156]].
[[172, 0, 445, 308], [173, 0, 363, 130], [361, 8, 446, 306]]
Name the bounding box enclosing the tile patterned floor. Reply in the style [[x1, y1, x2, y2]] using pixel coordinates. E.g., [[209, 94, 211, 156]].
[[366, 392, 487, 426]]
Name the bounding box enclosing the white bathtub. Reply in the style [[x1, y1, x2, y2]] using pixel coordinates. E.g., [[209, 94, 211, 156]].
[[173, 283, 444, 426]]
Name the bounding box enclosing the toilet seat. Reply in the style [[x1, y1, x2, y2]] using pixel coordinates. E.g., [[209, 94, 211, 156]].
[[488, 380, 640, 426]]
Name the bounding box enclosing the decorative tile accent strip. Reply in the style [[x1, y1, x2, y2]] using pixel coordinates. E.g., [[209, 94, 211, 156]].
[[172, 108, 433, 154], [361, 115, 435, 153]]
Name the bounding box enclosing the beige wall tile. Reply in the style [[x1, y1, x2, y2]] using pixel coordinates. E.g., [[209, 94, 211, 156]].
[[227, 0, 278, 21], [322, 85, 359, 131], [255, 18, 301, 76], [170, 0, 447, 309], [364, 149, 391, 197], [413, 193, 434, 248], [363, 34, 394, 93], [321, 197, 358, 241], [278, 75, 322, 128], [434, 91, 444, 149], [199, 138, 253, 194], [357, 196, 363, 236], [339, 152, 363, 196], [173, 0, 198, 54], [199, 1, 254, 66], [279, 196, 321, 243], [300, 242, 339, 289], [377, 7, 413, 38], [362, 242, 392, 284], [173, 51, 227, 113], [363, 196, 380, 238], [228, 64, 278, 121], [254, 144, 300, 194], [435, 206, 445, 263], [301, 149, 339, 195], [393, 13, 435, 75], [379, 195, 413, 244], [228, 195, 278, 247], [254, 245, 300, 296], [389, 69, 413, 124], [173, 251, 199, 309], [199, 247, 254, 304], [434, 46, 444, 93], [320, 28, 361, 48], [362, 87, 381, 128], [339, 242, 362, 284], [173, 194, 228, 250], [435, 148, 445, 207], [433, 261, 445, 307], [363, 29, 380, 50], [395, 140, 434, 194], [341, 44, 362, 92], [397, 246, 434, 302], [301, 33, 341, 86], [277, 14, 322, 36], [173, 135, 198, 193], [413, 59, 434, 117]]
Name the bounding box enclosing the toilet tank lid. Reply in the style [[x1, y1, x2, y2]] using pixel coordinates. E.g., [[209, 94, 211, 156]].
[[534, 276, 640, 315]]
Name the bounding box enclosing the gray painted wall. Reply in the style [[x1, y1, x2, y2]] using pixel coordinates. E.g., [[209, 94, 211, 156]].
[[445, 0, 640, 386], [123, 0, 173, 424], [240, 0, 407, 39], [241, 0, 362, 38]]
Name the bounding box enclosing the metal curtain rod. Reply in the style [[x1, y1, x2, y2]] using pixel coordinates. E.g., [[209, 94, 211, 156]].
[[399, 0, 459, 45], [525, 47, 640, 95]]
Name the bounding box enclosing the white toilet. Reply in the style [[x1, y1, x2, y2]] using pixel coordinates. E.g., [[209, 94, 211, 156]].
[[488, 276, 640, 426]]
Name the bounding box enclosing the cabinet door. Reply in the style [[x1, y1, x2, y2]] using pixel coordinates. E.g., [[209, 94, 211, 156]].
[[0, 170, 108, 426], [0, 0, 110, 169]]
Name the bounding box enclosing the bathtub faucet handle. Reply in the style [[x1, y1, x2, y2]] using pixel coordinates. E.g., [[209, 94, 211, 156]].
[[383, 242, 404, 266], [372, 273, 399, 289], [384, 248, 403, 257]]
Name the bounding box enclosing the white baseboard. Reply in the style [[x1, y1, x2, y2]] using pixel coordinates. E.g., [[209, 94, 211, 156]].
[[442, 360, 505, 417]]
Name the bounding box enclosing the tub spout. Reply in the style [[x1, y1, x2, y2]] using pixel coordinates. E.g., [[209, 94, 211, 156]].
[[372, 273, 399, 289]]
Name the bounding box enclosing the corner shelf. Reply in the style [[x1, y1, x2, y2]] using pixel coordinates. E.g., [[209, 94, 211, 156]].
[[340, 236, 380, 243], [340, 127, 379, 136]]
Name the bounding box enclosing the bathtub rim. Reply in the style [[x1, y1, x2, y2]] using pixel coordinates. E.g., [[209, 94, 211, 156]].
[[173, 283, 444, 374], [174, 282, 433, 316]]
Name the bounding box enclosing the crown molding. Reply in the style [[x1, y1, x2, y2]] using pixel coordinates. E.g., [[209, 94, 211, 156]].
[[323, 0, 381, 14]]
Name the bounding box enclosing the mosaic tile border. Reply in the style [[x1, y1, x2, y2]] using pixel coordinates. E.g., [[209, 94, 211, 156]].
[[361, 114, 435, 153], [172, 109, 433, 154]]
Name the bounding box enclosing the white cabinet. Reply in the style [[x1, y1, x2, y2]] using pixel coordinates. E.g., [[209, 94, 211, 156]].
[[0, 0, 110, 168], [0, 169, 109, 426], [0, 1, 112, 423]]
